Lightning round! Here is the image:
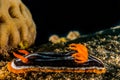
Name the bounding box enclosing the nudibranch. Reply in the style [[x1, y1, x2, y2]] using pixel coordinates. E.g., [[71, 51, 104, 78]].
[[7, 43, 106, 74]]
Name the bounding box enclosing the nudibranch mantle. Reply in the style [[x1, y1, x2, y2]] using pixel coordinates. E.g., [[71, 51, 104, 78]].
[[7, 43, 106, 74]]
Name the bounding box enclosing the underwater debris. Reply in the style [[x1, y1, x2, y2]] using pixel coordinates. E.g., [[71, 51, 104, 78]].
[[49, 31, 80, 44]]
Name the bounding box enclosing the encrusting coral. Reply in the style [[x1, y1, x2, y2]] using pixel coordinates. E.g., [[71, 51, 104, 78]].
[[0, 0, 36, 52]]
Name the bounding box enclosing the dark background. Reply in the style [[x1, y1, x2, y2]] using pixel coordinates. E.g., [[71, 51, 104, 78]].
[[22, 0, 120, 45]]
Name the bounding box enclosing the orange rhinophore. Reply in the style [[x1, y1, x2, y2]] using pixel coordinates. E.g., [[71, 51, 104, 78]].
[[13, 52, 28, 63], [18, 50, 29, 55], [7, 44, 106, 74]]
